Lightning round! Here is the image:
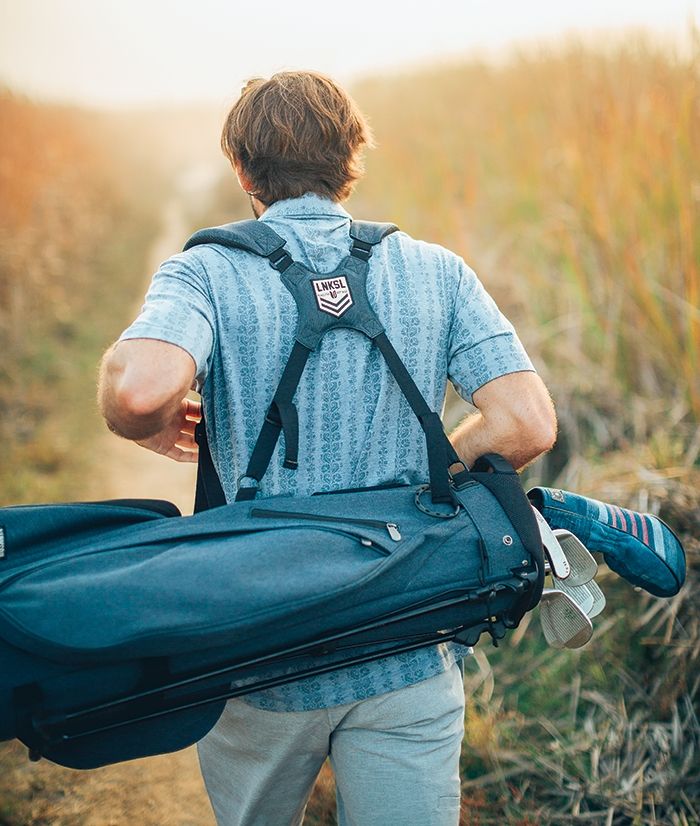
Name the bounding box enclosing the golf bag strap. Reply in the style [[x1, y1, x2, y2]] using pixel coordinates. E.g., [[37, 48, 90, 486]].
[[236, 333, 462, 505], [183, 219, 291, 268], [234, 341, 311, 501], [374, 333, 462, 503], [185, 218, 456, 508], [194, 414, 226, 511], [348, 221, 400, 260], [184, 219, 398, 271], [470, 454, 545, 610], [183, 218, 398, 272], [234, 225, 401, 502]]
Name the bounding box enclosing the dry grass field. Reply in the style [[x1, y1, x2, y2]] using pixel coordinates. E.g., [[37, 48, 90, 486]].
[[0, 30, 698, 826], [353, 32, 700, 467]]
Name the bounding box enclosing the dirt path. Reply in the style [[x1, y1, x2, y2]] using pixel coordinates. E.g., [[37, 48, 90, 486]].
[[0, 740, 213, 826], [0, 193, 216, 826], [97, 195, 200, 518]]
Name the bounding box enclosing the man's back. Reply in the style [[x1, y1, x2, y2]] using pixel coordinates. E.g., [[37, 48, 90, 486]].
[[100, 69, 555, 826], [122, 192, 533, 501]]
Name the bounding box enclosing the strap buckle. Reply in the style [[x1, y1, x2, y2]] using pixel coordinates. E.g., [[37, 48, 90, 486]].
[[236, 475, 261, 494], [448, 460, 471, 489], [350, 239, 373, 261], [268, 248, 293, 272]]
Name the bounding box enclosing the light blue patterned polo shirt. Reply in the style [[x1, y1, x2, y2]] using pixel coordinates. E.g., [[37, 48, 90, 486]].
[[119, 192, 535, 711]]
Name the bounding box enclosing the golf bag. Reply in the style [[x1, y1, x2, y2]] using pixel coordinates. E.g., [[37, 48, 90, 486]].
[[0, 219, 545, 769]]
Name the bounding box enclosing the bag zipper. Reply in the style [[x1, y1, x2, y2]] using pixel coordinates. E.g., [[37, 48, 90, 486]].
[[250, 508, 402, 542], [0, 522, 394, 600]]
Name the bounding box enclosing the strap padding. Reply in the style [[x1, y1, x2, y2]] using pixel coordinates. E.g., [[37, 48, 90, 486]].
[[184, 220, 287, 258], [349, 221, 399, 245]]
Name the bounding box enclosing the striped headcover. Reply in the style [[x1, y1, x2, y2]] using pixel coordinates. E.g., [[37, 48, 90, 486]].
[[527, 487, 686, 598]]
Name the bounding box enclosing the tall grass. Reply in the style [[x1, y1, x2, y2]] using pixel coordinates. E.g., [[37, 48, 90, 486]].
[[0, 92, 163, 502], [351, 32, 700, 462], [353, 35, 700, 824]]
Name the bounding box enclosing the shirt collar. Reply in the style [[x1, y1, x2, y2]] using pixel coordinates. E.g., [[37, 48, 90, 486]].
[[259, 192, 351, 222]]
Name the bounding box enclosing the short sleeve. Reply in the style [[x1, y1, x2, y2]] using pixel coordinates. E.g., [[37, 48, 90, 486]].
[[119, 252, 216, 386], [448, 260, 535, 404]]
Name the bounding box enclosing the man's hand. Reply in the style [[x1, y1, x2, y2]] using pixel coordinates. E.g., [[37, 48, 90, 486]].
[[136, 398, 201, 462]]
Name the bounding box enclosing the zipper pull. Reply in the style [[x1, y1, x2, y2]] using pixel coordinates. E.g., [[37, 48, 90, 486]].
[[386, 523, 401, 541]]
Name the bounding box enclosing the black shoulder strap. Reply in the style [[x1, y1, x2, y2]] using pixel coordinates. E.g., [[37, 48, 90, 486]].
[[186, 220, 292, 512], [185, 219, 283, 256], [187, 221, 293, 512], [233, 219, 403, 503], [184, 220, 294, 272], [348, 221, 399, 260], [185, 218, 459, 510], [183, 218, 398, 271]]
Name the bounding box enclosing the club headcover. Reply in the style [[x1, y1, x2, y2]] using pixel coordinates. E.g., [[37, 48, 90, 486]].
[[527, 487, 686, 598]]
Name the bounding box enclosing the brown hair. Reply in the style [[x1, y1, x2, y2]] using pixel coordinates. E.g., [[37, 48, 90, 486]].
[[221, 71, 374, 205]]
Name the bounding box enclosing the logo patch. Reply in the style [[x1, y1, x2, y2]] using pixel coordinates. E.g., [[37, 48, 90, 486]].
[[311, 276, 353, 318]]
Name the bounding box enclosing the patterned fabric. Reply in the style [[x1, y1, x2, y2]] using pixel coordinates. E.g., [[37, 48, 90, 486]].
[[529, 487, 686, 598], [119, 192, 535, 711]]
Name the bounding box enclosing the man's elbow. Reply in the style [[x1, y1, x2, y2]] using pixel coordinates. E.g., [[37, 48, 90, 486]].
[[98, 352, 170, 437], [515, 401, 558, 459], [530, 411, 558, 456], [108, 382, 169, 420]]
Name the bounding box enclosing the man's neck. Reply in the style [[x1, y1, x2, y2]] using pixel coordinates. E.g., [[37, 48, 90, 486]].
[[250, 195, 266, 218]]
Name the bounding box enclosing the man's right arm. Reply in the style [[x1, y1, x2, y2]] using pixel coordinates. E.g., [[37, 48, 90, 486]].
[[449, 370, 557, 471], [444, 253, 556, 470]]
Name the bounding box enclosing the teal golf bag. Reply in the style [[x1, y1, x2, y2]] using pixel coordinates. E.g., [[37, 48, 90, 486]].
[[0, 220, 545, 769]]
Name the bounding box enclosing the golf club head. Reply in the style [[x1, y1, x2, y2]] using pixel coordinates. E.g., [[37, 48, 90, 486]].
[[552, 576, 607, 618], [583, 578, 606, 618], [539, 589, 593, 649], [532, 506, 571, 579], [552, 529, 597, 586], [552, 577, 594, 615]]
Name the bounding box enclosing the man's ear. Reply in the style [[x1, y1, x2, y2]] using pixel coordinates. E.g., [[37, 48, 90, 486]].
[[233, 160, 255, 194]]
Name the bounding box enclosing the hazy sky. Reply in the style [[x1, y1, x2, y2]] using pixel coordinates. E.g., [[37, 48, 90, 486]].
[[1, 0, 697, 107]]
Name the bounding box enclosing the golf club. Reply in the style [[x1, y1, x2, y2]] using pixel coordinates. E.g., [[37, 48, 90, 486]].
[[539, 588, 594, 649], [552, 529, 597, 586], [543, 558, 607, 611], [582, 578, 606, 618], [551, 576, 595, 615], [532, 506, 571, 579]]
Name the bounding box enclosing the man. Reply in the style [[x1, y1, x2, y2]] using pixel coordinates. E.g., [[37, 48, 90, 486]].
[[99, 71, 556, 826]]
